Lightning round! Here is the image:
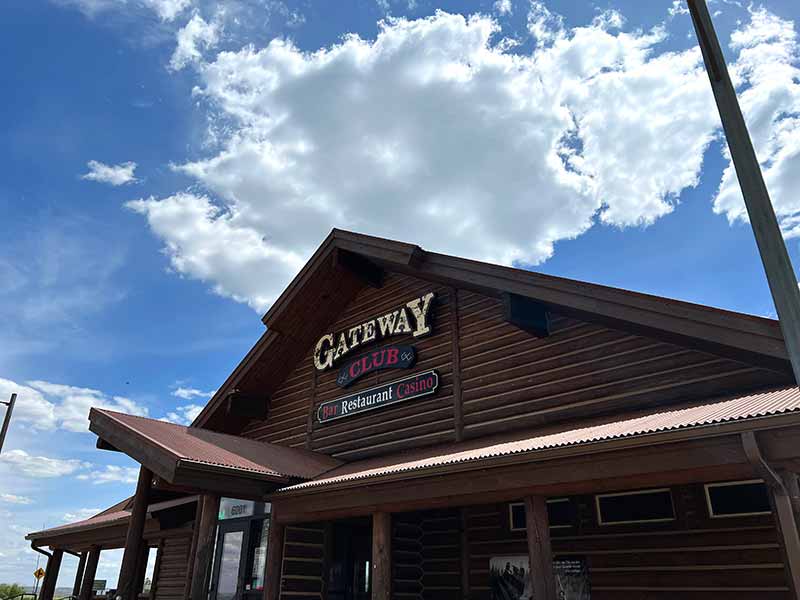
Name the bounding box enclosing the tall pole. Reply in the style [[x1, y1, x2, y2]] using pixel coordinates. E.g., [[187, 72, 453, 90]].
[[687, 0, 800, 385], [0, 393, 17, 454]]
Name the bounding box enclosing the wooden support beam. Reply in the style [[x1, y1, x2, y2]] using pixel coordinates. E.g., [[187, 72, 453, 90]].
[[502, 293, 550, 337], [117, 467, 153, 600], [133, 543, 150, 597], [372, 512, 391, 600], [264, 510, 285, 600], [742, 432, 800, 598], [190, 494, 220, 600], [39, 549, 63, 600], [524, 496, 556, 600], [451, 287, 464, 442], [184, 498, 203, 600], [72, 552, 87, 598], [79, 547, 101, 600], [150, 540, 165, 600], [333, 248, 384, 288]]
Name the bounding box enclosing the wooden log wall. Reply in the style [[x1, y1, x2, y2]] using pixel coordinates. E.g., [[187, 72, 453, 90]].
[[241, 275, 791, 459], [456, 290, 791, 440], [392, 509, 462, 600], [278, 523, 327, 600], [152, 533, 193, 600], [463, 484, 790, 599]]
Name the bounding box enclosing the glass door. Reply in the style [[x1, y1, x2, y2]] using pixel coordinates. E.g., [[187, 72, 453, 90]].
[[212, 524, 246, 600]]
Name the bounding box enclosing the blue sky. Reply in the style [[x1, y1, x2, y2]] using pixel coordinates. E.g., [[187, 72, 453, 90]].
[[2, 0, 800, 587]]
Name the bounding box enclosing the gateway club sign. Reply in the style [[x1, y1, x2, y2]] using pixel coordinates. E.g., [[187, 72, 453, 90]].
[[318, 370, 439, 424], [314, 292, 435, 371], [337, 344, 416, 388]]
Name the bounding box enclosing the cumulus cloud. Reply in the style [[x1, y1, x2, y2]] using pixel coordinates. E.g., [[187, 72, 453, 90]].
[[162, 403, 204, 425], [0, 449, 89, 478], [494, 0, 512, 16], [81, 160, 138, 186], [131, 7, 729, 312], [0, 493, 33, 505], [173, 386, 214, 400], [170, 13, 219, 70], [712, 8, 800, 237], [142, 0, 191, 21], [77, 465, 140, 484], [63, 507, 103, 521], [0, 377, 148, 433]]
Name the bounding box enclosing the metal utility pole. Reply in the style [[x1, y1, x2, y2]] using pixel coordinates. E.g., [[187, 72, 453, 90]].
[[687, 0, 800, 386], [0, 392, 16, 454]]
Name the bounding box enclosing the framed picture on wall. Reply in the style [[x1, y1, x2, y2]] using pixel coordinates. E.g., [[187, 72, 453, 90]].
[[489, 556, 590, 600]]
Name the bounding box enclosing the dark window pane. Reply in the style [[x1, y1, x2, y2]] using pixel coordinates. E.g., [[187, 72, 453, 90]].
[[708, 482, 770, 517], [510, 503, 526, 530], [598, 490, 674, 524], [547, 500, 572, 527]]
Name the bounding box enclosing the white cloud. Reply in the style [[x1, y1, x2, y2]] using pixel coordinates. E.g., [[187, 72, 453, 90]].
[[494, 0, 512, 16], [173, 386, 214, 400], [132, 8, 726, 312], [77, 465, 140, 484], [141, 0, 191, 21], [63, 507, 103, 521], [170, 13, 219, 70], [0, 449, 89, 478], [0, 493, 33, 505], [162, 403, 204, 425], [0, 377, 148, 433], [81, 160, 138, 186], [668, 1, 690, 17], [712, 8, 800, 238]]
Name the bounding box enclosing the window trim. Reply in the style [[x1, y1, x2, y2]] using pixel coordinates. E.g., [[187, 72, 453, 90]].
[[508, 498, 572, 532], [595, 488, 676, 526], [704, 479, 771, 519]]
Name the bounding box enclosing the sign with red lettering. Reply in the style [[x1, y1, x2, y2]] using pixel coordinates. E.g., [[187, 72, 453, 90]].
[[336, 345, 416, 388], [317, 370, 439, 424]]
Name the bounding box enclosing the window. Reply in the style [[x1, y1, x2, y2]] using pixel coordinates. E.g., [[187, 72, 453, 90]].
[[509, 498, 573, 531], [705, 480, 771, 518], [596, 488, 675, 525]]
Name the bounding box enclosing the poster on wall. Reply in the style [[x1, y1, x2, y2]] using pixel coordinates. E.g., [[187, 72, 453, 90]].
[[489, 556, 590, 600]]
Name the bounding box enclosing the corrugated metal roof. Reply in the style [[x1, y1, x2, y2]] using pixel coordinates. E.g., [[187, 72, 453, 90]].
[[282, 386, 800, 491], [26, 496, 198, 540], [94, 410, 342, 480]]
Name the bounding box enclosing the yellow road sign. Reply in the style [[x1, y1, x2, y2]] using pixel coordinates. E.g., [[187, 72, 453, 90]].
[[33, 567, 45, 580]]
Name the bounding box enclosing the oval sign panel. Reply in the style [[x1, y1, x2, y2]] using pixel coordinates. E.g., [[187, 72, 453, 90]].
[[318, 370, 439, 424], [336, 344, 416, 388]]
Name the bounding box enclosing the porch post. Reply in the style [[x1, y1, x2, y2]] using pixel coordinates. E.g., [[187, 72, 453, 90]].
[[133, 543, 151, 598], [524, 496, 556, 600], [39, 549, 64, 600], [117, 467, 153, 600], [190, 494, 220, 600], [184, 497, 204, 600], [79, 547, 101, 600], [264, 509, 285, 600], [372, 512, 391, 600], [73, 552, 88, 598]]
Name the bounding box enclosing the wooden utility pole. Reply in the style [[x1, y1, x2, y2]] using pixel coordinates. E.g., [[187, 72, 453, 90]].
[[687, 0, 800, 385], [0, 393, 17, 454]]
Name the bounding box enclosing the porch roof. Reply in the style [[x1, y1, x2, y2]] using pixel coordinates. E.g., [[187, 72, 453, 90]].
[[279, 385, 800, 493], [26, 495, 198, 544], [89, 408, 342, 497]]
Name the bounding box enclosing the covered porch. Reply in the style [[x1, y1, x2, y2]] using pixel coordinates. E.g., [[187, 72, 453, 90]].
[[33, 387, 800, 600]]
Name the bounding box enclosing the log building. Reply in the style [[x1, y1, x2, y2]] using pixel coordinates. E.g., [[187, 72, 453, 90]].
[[26, 229, 800, 600]]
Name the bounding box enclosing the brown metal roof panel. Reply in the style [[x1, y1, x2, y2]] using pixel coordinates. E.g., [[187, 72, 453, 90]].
[[90, 409, 342, 481], [282, 386, 800, 491]]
